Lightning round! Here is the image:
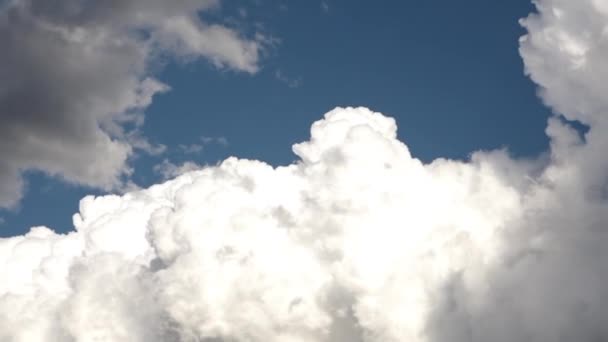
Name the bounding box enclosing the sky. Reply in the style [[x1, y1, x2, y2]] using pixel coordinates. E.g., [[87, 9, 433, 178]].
[[5, 0, 608, 341], [0, 0, 552, 236]]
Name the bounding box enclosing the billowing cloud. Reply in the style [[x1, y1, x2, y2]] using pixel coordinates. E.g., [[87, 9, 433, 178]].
[[520, 0, 608, 125], [2, 0, 608, 341], [0, 0, 265, 208], [423, 1, 608, 340]]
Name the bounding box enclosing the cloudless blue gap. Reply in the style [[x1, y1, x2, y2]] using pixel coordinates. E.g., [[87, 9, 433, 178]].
[[557, 116, 591, 143], [145, 0, 549, 165], [0, 171, 103, 237]]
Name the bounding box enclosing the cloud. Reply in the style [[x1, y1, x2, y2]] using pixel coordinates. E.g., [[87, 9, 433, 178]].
[[201, 135, 229, 146], [177, 136, 228, 154], [178, 144, 205, 154], [275, 69, 302, 88], [321, 1, 329, 13], [0, 99, 595, 341], [153, 159, 203, 180], [519, 0, 608, 125], [420, 1, 608, 340], [2, 1, 608, 341], [0, 0, 266, 208]]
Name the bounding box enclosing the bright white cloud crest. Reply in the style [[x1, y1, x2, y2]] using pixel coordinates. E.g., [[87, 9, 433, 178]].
[[2, 0, 608, 341]]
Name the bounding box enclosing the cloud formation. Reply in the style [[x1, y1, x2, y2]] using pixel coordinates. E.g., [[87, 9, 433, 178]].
[[0, 0, 265, 208], [2, 0, 608, 341], [153, 159, 203, 180], [275, 69, 302, 88]]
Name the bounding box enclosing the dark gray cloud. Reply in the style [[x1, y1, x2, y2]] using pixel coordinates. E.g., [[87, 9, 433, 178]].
[[0, 0, 265, 208]]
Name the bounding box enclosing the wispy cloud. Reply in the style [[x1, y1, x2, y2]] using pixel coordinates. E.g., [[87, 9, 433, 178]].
[[153, 159, 202, 180], [178, 144, 204, 155], [275, 69, 302, 88], [321, 1, 329, 13], [200, 136, 229, 147], [176, 136, 228, 155]]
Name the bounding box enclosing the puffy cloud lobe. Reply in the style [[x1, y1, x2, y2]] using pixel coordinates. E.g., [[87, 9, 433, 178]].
[[520, 0, 608, 125], [0, 97, 606, 341], [0, 106, 556, 341], [0, 0, 265, 208], [423, 1, 608, 341]]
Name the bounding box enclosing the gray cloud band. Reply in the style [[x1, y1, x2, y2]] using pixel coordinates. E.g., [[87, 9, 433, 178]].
[[0, 0, 263, 208]]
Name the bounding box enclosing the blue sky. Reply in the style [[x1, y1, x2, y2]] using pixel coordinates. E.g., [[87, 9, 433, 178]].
[[1, 0, 552, 236]]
